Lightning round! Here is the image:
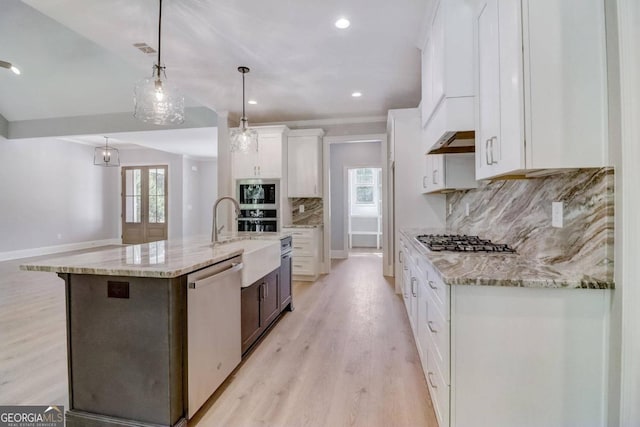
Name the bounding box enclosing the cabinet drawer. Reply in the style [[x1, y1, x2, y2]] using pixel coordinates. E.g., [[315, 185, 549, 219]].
[[427, 344, 450, 427], [291, 237, 316, 256], [284, 228, 315, 239], [427, 291, 450, 381], [424, 262, 449, 320], [291, 256, 316, 276]]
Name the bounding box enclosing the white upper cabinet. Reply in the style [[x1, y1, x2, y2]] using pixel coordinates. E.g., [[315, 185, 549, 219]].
[[423, 153, 477, 194], [474, 0, 609, 180], [421, 0, 475, 150], [287, 129, 324, 198], [231, 126, 288, 179]]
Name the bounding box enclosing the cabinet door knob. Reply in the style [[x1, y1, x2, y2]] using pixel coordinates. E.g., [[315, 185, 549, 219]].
[[428, 280, 437, 290]]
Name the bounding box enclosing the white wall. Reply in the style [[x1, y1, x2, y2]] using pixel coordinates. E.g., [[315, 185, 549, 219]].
[[0, 137, 120, 253], [182, 157, 217, 238], [0, 138, 218, 259], [329, 141, 382, 252]]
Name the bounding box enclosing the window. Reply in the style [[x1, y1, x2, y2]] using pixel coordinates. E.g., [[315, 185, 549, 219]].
[[355, 168, 375, 205]]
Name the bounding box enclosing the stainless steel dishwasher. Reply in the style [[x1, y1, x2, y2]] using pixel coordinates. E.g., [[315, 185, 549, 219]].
[[187, 255, 243, 419]]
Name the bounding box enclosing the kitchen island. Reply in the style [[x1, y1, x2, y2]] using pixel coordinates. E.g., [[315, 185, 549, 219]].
[[20, 233, 292, 427]]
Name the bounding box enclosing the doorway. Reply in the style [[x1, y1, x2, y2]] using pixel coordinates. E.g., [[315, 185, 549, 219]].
[[121, 165, 168, 244], [346, 167, 383, 254]]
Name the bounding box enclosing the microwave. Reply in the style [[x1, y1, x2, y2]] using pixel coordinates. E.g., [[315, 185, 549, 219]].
[[237, 179, 279, 208]]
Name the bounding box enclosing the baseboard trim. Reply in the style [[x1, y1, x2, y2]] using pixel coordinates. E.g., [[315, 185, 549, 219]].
[[331, 250, 348, 259], [0, 238, 121, 262]]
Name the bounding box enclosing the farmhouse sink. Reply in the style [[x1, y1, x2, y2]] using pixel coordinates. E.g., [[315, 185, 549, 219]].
[[215, 239, 281, 287]]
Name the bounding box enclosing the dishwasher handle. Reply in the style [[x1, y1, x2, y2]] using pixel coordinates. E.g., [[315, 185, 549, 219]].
[[188, 262, 243, 289]]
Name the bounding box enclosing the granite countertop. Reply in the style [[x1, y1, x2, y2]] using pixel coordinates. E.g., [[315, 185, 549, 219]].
[[400, 228, 614, 289], [20, 232, 292, 279], [283, 224, 323, 228]]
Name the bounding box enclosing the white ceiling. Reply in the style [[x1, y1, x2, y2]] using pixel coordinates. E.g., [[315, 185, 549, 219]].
[[9, 0, 428, 124], [57, 127, 218, 159]]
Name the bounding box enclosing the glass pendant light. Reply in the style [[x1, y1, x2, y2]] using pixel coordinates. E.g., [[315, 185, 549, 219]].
[[94, 137, 120, 167], [229, 66, 258, 153], [133, 0, 184, 125]]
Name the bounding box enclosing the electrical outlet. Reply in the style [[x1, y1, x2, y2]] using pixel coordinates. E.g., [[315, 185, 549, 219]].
[[552, 202, 563, 228], [465, 203, 470, 217], [299, 204, 305, 213]]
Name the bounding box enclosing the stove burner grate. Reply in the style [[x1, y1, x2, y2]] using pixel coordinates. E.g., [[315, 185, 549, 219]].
[[415, 234, 516, 253]]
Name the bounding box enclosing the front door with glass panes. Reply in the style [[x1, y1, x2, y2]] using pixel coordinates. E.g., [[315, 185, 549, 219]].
[[121, 166, 168, 244]]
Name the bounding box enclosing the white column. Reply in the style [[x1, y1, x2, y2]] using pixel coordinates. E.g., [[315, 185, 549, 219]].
[[216, 111, 234, 232], [618, 0, 640, 424]]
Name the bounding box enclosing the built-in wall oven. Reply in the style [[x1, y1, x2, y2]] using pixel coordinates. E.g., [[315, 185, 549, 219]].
[[236, 179, 279, 232]]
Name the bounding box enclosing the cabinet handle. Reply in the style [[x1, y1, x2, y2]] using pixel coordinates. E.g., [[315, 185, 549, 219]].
[[427, 372, 437, 389], [314, 184, 317, 195], [411, 278, 417, 297], [490, 136, 498, 165], [428, 280, 437, 290], [432, 169, 436, 184], [258, 165, 261, 175], [485, 139, 491, 165], [428, 321, 438, 334]]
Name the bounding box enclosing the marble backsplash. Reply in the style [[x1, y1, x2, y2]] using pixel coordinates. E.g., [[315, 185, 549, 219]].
[[446, 168, 614, 282], [291, 198, 323, 225]]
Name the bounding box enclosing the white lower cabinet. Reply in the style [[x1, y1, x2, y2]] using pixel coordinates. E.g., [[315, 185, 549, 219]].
[[400, 233, 609, 427], [282, 227, 321, 281]]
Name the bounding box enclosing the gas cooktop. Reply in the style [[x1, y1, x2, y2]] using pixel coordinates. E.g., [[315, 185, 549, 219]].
[[415, 234, 516, 253]]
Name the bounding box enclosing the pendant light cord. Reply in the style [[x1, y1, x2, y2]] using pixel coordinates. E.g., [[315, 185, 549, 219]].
[[242, 70, 246, 119], [156, 0, 163, 72]]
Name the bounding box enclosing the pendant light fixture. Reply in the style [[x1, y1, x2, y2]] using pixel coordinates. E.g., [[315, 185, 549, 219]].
[[134, 0, 184, 125], [94, 137, 120, 167], [0, 60, 21, 75], [229, 66, 258, 153]]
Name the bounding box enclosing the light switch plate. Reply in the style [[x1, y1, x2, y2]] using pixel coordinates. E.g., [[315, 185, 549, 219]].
[[299, 205, 305, 213], [552, 202, 563, 228], [465, 203, 470, 217]]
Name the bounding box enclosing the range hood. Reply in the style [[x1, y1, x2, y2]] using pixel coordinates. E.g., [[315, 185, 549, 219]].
[[427, 130, 475, 155]]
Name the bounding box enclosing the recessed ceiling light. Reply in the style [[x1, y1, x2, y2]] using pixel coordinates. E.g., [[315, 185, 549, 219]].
[[335, 17, 350, 29], [352, 92, 362, 97], [248, 100, 258, 105]]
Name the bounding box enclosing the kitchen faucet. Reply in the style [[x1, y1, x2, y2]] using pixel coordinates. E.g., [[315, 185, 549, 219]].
[[212, 196, 241, 244]]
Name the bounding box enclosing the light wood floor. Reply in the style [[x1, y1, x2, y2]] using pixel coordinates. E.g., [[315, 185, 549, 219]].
[[0, 250, 437, 426]]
